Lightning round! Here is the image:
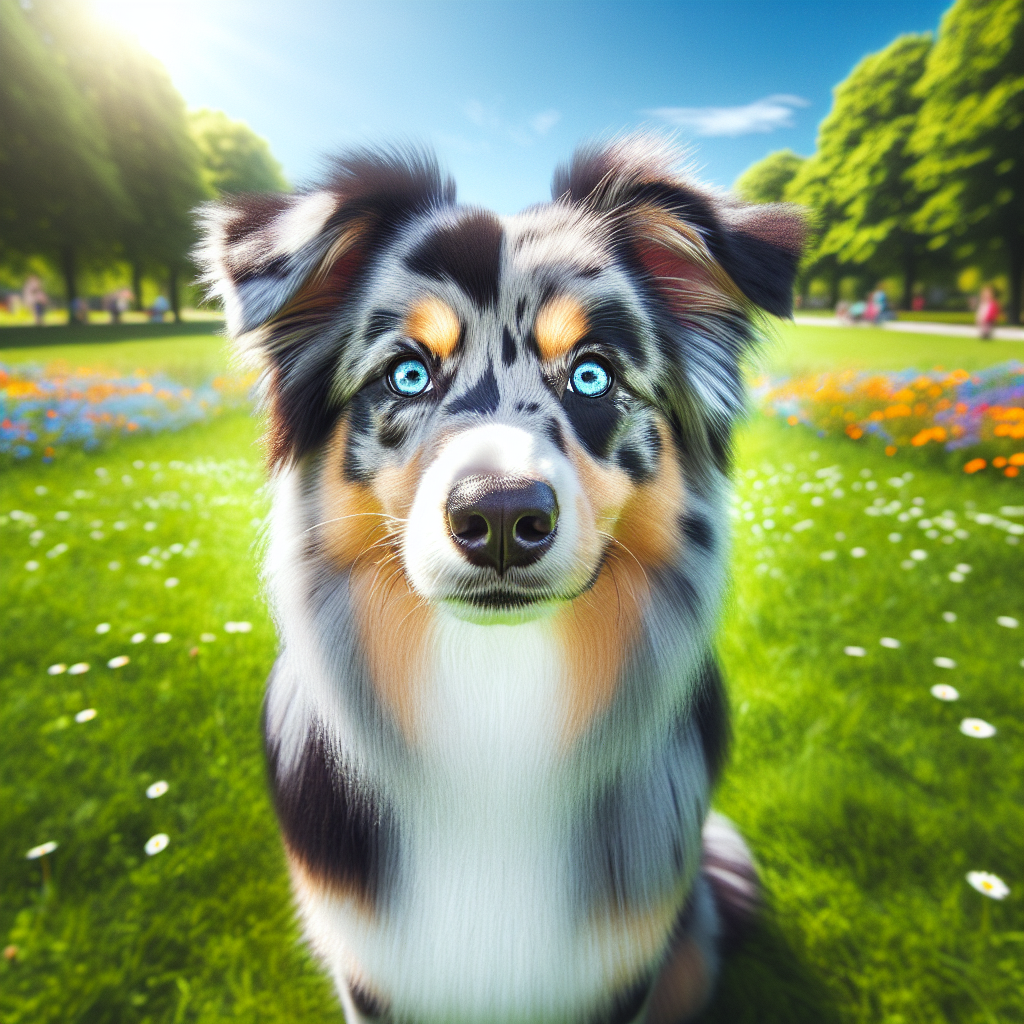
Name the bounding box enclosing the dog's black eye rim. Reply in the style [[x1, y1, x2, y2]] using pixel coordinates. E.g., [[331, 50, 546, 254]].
[[566, 355, 614, 398], [385, 350, 436, 398]]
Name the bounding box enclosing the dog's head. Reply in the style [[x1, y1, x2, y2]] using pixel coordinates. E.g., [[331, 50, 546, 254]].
[[198, 139, 801, 641]]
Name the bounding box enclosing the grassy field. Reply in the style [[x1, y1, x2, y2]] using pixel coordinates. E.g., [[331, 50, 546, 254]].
[[1, 324, 1021, 1023]]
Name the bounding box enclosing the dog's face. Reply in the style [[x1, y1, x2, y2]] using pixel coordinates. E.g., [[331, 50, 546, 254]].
[[199, 137, 802, 660]]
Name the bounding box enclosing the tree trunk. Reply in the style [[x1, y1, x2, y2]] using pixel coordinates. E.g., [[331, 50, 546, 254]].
[[1008, 236, 1023, 327], [828, 265, 841, 307], [168, 267, 181, 323], [132, 261, 144, 312], [901, 245, 916, 311], [61, 245, 78, 325]]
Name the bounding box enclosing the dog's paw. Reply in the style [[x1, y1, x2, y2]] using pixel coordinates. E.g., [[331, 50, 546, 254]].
[[701, 811, 760, 949]]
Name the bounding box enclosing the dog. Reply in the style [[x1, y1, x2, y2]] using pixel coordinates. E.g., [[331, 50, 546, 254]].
[[197, 136, 803, 1024]]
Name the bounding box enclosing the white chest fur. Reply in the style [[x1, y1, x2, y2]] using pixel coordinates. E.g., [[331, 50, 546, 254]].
[[300, 615, 634, 1022]]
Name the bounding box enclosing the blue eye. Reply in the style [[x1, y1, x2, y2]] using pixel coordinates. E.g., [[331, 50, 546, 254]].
[[571, 359, 611, 398], [390, 358, 430, 396]]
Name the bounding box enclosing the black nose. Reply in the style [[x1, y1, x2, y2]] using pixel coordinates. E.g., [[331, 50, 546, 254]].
[[446, 475, 558, 573]]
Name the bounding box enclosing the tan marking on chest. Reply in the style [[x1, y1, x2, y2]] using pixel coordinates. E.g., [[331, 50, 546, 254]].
[[405, 296, 461, 360], [535, 294, 590, 361], [320, 416, 434, 741]]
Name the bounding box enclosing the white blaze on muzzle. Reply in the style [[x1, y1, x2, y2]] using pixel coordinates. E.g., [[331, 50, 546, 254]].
[[402, 423, 583, 603]]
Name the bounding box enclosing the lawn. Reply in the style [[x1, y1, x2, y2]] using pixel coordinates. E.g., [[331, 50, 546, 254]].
[[1, 324, 1021, 1023]]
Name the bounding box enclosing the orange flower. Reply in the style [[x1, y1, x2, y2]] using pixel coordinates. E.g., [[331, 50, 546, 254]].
[[993, 456, 1008, 468], [963, 458, 987, 474], [845, 424, 863, 439], [885, 446, 897, 456], [1006, 467, 1020, 478], [787, 415, 799, 426], [1009, 453, 1024, 466], [885, 404, 912, 418]]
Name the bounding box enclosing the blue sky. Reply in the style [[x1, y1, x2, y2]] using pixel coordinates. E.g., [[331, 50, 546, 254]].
[[99, 0, 952, 212]]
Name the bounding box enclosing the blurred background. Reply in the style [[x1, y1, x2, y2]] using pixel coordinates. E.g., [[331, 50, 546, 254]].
[[0, 0, 1020, 324], [0, 2, 1021, 1023]]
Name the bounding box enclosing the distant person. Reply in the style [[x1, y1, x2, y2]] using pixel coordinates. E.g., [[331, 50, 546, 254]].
[[976, 286, 1000, 341], [72, 297, 90, 324], [149, 295, 170, 322], [911, 294, 925, 312], [835, 299, 852, 324], [870, 287, 892, 324], [23, 276, 47, 326]]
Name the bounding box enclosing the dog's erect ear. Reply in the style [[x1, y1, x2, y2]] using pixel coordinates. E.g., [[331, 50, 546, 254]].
[[551, 137, 805, 319], [196, 149, 455, 340], [195, 149, 454, 469]]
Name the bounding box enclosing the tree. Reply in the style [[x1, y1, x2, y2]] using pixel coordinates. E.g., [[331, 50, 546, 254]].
[[0, 0, 130, 318], [733, 150, 805, 205], [910, 0, 1024, 323], [189, 109, 288, 197], [796, 35, 936, 310]]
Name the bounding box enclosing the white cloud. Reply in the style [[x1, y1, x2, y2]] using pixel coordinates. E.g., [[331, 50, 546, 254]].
[[646, 95, 809, 136], [463, 101, 561, 146], [529, 109, 561, 136]]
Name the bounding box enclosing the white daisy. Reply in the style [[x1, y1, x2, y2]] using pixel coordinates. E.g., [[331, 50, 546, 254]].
[[95, 623, 110, 634], [948, 572, 965, 583], [130, 632, 146, 644], [164, 578, 179, 588], [819, 551, 837, 561], [67, 662, 90, 675], [146, 780, 169, 799], [107, 655, 130, 668], [888, 533, 902, 542], [844, 646, 866, 657], [47, 664, 67, 675], [955, 563, 972, 573], [880, 637, 901, 649], [25, 842, 58, 859], [942, 611, 957, 623], [966, 871, 1009, 900], [74, 708, 97, 723], [933, 657, 956, 669], [144, 833, 170, 856], [25, 560, 39, 571], [851, 547, 866, 558], [930, 684, 959, 701], [200, 633, 216, 643], [960, 718, 996, 738], [108, 561, 121, 571], [144, 522, 157, 531], [900, 559, 916, 570], [55, 511, 70, 521], [996, 616, 1019, 628], [153, 633, 171, 644], [910, 549, 928, 561], [224, 621, 253, 633]]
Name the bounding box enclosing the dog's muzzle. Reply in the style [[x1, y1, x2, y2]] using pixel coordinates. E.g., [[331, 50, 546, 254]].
[[446, 474, 558, 574]]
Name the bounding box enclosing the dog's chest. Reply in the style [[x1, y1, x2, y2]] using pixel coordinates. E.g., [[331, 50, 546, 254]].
[[352, 618, 612, 1017]]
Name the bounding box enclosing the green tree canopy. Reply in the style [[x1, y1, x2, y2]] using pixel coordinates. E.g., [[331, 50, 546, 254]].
[[189, 109, 288, 197], [0, 0, 129, 304], [793, 34, 935, 308], [733, 149, 805, 205], [910, 0, 1024, 322]]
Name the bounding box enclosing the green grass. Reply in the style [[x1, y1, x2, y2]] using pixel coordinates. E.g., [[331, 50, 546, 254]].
[[767, 321, 1022, 373], [1, 327, 1021, 1023]]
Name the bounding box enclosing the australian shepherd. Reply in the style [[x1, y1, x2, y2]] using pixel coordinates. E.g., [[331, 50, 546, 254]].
[[197, 136, 803, 1024]]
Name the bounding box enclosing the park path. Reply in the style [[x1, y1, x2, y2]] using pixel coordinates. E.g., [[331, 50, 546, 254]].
[[794, 316, 1024, 342]]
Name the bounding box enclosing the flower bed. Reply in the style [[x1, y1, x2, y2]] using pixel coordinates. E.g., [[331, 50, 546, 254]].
[[754, 361, 1024, 477], [0, 363, 256, 462]]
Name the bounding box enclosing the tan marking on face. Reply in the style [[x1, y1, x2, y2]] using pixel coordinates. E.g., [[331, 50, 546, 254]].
[[535, 294, 590, 361], [405, 295, 461, 360], [557, 417, 685, 741], [320, 415, 434, 741]]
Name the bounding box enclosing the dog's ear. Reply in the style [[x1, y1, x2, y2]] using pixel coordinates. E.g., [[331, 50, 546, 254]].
[[197, 149, 455, 340], [195, 149, 454, 468], [552, 137, 805, 319]]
